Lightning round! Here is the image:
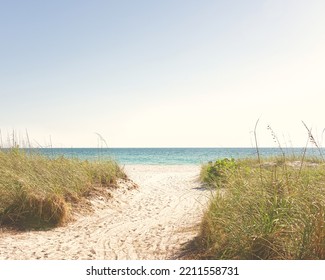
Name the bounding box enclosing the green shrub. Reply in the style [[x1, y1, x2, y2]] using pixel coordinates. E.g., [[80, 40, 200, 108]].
[[200, 158, 237, 188]]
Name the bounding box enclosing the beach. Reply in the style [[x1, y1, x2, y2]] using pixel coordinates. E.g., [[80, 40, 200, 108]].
[[0, 165, 210, 260]]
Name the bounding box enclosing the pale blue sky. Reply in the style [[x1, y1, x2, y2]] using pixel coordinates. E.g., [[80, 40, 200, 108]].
[[1, 0, 325, 147]]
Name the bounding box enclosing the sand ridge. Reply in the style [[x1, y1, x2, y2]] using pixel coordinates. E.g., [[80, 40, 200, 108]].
[[0, 165, 210, 260]]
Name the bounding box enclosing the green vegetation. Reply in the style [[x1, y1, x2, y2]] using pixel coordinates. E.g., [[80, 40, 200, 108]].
[[200, 158, 237, 188], [197, 156, 325, 259], [0, 148, 126, 230]]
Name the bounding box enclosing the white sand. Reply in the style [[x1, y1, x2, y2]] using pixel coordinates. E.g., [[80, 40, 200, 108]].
[[0, 165, 210, 260]]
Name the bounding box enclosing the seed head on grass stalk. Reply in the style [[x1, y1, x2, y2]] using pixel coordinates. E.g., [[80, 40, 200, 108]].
[[302, 121, 324, 161], [267, 124, 289, 183], [267, 125, 286, 160]]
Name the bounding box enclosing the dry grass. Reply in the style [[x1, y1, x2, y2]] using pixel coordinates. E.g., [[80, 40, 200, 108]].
[[0, 148, 126, 230], [196, 157, 325, 259]]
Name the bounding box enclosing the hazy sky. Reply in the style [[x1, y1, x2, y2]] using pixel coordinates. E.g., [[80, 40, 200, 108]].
[[1, 0, 325, 147]]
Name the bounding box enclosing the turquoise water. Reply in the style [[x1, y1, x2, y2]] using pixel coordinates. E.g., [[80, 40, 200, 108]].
[[19, 147, 324, 165]]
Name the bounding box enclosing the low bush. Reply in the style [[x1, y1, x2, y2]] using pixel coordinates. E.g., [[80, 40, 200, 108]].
[[200, 158, 237, 188]]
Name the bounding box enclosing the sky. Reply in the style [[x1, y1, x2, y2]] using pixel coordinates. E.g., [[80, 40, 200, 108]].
[[1, 0, 325, 148]]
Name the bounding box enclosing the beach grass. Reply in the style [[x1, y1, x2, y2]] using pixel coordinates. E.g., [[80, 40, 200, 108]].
[[196, 156, 325, 259], [0, 148, 126, 230]]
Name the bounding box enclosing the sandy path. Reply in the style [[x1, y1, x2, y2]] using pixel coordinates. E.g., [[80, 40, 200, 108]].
[[0, 165, 210, 260]]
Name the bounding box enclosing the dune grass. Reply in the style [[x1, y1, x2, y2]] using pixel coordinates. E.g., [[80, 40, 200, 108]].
[[0, 148, 126, 230], [196, 156, 325, 259]]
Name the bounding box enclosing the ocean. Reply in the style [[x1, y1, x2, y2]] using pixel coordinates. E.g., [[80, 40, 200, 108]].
[[20, 147, 324, 165]]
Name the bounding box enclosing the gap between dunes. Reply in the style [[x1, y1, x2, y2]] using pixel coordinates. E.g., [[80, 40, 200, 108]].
[[0, 165, 210, 260]]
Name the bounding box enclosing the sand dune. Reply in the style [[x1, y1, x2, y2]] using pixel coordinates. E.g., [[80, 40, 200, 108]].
[[0, 165, 210, 260]]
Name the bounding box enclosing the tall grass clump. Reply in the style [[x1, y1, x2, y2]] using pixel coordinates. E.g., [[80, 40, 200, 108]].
[[197, 156, 325, 259], [0, 148, 126, 230], [196, 120, 325, 259]]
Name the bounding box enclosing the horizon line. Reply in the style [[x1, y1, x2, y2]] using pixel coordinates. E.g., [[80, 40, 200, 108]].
[[2, 146, 320, 149]]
